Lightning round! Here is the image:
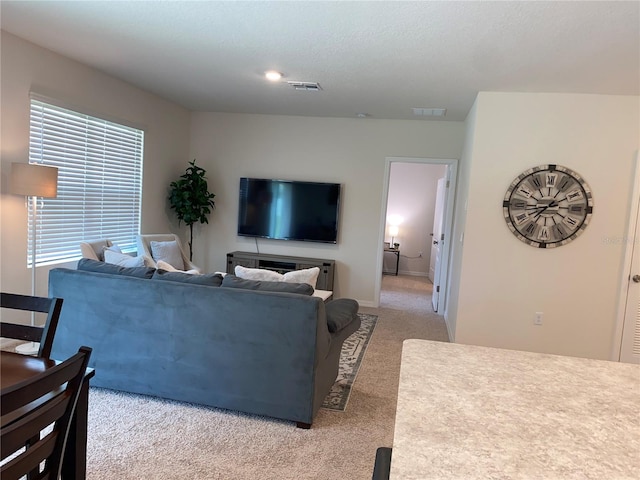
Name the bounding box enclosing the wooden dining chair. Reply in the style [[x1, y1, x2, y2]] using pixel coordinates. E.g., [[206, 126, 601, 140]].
[[0, 346, 92, 480], [0, 292, 64, 358]]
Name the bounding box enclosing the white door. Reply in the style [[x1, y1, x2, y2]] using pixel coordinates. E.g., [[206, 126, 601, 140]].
[[620, 196, 640, 364], [430, 177, 447, 312]]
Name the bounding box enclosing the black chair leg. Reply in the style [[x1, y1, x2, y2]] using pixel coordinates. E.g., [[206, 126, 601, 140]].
[[372, 447, 392, 480]]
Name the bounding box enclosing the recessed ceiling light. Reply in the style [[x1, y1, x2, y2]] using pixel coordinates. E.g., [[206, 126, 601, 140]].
[[265, 70, 283, 81], [356, 113, 370, 118]]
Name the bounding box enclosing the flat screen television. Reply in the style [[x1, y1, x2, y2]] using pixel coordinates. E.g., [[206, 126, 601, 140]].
[[237, 178, 341, 243]]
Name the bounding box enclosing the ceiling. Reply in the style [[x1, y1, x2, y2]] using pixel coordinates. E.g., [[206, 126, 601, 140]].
[[1, 1, 638, 122]]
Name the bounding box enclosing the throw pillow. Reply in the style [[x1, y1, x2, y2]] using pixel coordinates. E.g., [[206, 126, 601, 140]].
[[234, 265, 283, 282], [150, 240, 185, 271], [221, 275, 314, 295], [77, 258, 156, 279], [325, 298, 359, 333], [104, 249, 150, 268], [234, 265, 320, 288], [283, 267, 320, 289], [152, 269, 223, 287], [103, 243, 122, 255], [156, 260, 200, 275]]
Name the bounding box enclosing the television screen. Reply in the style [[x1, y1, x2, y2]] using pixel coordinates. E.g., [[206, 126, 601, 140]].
[[237, 178, 341, 243]]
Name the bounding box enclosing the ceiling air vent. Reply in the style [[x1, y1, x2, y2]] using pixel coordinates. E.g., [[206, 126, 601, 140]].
[[286, 81, 322, 91], [412, 108, 446, 117]]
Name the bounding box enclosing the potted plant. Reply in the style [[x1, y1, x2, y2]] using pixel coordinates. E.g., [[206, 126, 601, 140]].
[[168, 160, 215, 260]]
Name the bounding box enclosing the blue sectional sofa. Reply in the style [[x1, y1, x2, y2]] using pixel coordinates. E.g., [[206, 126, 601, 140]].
[[48, 260, 360, 428]]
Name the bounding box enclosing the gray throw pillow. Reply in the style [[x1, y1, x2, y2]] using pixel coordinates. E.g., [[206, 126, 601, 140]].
[[325, 298, 359, 333], [77, 258, 156, 279], [149, 240, 185, 270], [152, 269, 223, 287], [221, 275, 313, 295]]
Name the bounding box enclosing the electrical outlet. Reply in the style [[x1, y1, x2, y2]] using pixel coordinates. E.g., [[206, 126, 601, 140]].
[[534, 312, 543, 326]]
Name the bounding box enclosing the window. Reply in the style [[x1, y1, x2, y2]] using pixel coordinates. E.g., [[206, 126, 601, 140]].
[[28, 96, 144, 266]]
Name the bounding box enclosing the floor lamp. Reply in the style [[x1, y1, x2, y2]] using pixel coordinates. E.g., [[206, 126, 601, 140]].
[[10, 162, 59, 355]]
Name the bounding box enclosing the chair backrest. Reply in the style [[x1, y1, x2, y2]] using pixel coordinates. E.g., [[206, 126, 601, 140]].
[[79, 239, 114, 261], [136, 234, 201, 272], [0, 293, 64, 358], [1, 346, 92, 480]]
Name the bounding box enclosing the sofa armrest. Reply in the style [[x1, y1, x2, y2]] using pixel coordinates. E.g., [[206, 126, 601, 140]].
[[325, 298, 359, 333]]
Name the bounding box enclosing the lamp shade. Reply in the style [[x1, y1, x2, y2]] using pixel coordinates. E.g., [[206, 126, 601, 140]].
[[10, 163, 58, 198], [389, 225, 399, 236]]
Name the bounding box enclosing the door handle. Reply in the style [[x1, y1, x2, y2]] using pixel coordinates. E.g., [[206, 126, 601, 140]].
[[433, 240, 438, 245], [633, 275, 640, 283]]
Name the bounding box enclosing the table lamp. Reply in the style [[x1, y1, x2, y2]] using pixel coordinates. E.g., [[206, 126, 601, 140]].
[[10, 163, 59, 355], [389, 225, 399, 247]]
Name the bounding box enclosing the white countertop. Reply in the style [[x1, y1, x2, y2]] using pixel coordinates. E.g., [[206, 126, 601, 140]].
[[390, 339, 640, 480]]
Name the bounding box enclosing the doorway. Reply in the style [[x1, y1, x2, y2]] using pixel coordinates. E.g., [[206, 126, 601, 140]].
[[614, 153, 640, 363], [375, 157, 458, 314]]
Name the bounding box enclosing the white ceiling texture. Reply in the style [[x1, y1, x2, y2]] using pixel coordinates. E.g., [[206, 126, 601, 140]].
[[1, 1, 638, 121]]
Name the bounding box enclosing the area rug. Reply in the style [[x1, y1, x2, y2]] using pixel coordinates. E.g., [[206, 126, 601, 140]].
[[321, 313, 378, 411]]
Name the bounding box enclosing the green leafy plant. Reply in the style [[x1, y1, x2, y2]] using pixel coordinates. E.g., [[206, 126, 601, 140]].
[[168, 160, 216, 261]]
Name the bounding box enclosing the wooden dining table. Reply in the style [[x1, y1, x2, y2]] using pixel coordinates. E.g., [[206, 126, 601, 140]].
[[1, 350, 95, 480]]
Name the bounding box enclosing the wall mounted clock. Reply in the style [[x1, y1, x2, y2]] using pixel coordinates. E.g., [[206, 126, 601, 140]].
[[503, 164, 593, 248]]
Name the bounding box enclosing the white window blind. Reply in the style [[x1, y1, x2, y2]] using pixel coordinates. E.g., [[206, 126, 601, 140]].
[[28, 98, 144, 266]]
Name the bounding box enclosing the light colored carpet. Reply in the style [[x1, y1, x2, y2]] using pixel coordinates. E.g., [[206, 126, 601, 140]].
[[85, 275, 449, 479]]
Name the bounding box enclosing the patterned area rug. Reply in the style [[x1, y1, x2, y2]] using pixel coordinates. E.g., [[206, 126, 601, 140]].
[[321, 313, 378, 411]]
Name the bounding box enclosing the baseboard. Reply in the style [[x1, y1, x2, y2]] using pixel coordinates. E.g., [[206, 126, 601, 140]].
[[357, 299, 379, 308], [444, 310, 455, 342]]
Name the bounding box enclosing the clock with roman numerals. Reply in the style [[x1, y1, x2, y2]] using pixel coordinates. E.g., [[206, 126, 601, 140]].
[[503, 164, 593, 248]]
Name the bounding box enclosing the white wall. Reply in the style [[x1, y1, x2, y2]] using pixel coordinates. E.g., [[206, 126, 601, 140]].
[[451, 92, 639, 360], [0, 32, 191, 304], [385, 163, 447, 275], [189, 112, 465, 305], [446, 97, 478, 342]]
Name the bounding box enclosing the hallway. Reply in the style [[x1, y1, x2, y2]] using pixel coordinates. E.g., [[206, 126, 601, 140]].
[[381, 274, 434, 312], [361, 274, 449, 343]]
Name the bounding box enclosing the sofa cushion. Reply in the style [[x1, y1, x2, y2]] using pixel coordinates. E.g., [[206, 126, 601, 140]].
[[235, 265, 320, 289], [152, 269, 224, 286], [150, 240, 185, 270], [222, 275, 314, 295], [325, 298, 359, 333], [77, 258, 156, 279]]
